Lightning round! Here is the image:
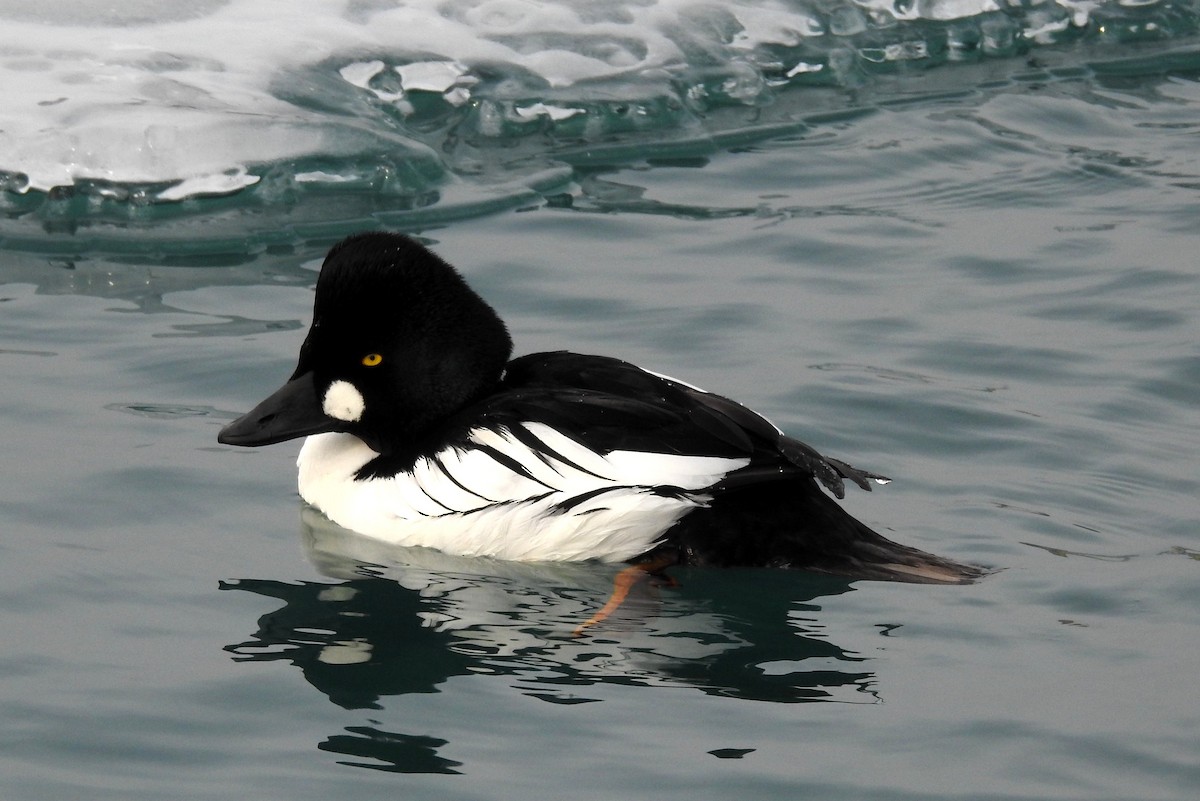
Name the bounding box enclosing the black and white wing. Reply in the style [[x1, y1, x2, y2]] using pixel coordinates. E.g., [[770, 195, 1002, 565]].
[[475, 351, 889, 499]]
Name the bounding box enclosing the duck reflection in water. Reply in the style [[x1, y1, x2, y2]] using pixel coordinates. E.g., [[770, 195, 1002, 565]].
[[222, 509, 882, 774]]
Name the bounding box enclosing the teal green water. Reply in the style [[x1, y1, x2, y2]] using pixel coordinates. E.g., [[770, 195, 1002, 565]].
[[3, 48, 1199, 800]]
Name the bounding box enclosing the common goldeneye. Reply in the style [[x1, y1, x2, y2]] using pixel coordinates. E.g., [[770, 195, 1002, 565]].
[[219, 232, 982, 584]]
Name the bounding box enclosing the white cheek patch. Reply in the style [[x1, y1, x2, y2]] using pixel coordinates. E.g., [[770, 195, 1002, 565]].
[[322, 380, 366, 422]]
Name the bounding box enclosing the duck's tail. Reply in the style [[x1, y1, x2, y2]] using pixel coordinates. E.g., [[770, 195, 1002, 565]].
[[658, 481, 986, 584], [802, 523, 988, 584]]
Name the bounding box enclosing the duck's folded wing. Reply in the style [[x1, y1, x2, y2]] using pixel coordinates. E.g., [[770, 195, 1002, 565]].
[[487, 351, 888, 497]]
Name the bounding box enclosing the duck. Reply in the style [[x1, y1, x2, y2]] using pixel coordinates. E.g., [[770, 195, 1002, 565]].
[[218, 232, 983, 584]]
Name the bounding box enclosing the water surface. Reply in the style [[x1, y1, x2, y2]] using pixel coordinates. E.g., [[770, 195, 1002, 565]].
[[2, 4, 1199, 799]]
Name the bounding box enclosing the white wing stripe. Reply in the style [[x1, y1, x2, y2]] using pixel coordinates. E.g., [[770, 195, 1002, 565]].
[[297, 426, 751, 563], [520, 423, 617, 478]]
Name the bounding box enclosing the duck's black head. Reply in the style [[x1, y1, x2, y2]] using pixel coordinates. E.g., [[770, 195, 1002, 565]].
[[218, 232, 513, 454]]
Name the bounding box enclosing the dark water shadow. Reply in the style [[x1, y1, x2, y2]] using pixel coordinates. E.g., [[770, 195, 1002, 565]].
[[221, 508, 875, 773]]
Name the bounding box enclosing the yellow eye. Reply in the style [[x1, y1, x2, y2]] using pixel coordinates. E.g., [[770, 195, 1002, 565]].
[[361, 353, 383, 367]]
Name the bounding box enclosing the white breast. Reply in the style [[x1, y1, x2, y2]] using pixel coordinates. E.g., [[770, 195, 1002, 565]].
[[296, 423, 749, 562]]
